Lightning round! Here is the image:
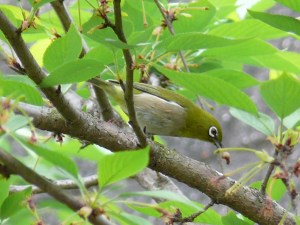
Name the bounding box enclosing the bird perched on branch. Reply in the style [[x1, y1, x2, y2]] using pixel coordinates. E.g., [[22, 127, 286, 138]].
[[94, 79, 222, 148]]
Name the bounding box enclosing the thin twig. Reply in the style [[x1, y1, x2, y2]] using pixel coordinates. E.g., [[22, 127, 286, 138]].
[[260, 151, 279, 194], [9, 175, 98, 194], [176, 200, 215, 224], [108, 0, 147, 147], [153, 0, 190, 72]]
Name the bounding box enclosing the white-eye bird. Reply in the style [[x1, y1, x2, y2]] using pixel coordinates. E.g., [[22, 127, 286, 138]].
[[96, 79, 222, 148]]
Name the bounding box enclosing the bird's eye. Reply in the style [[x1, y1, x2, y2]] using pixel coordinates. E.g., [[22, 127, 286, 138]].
[[208, 126, 218, 138]]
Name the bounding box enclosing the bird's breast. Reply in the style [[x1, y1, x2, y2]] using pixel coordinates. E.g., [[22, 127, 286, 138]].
[[133, 93, 187, 136]]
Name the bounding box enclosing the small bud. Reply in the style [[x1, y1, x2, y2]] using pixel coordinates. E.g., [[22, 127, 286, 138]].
[[152, 26, 163, 36], [21, 20, 30, 31], [53, 133, 64, 146], [27, 197, 36, 211], [77, 206, 92, 218], [273, 171, 288, 183], [221, 151, 230, 165], [293, 159, 300, 177], [255, 150, 274, 163], [29, 131, 37, 144]]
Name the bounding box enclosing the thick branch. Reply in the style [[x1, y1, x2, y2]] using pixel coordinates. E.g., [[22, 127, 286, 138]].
[[0, 150, 113, 225], [16, 102, 138, 150], [111, 0, 147, 147], [0, 10, 82, 124], [15, 102, 296, 225]]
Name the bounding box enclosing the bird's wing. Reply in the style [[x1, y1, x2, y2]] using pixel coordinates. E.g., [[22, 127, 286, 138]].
[[133, 82, 193, 109], [107, 80, 194, 109]]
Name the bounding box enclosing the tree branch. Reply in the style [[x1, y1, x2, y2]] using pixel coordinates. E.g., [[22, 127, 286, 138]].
[[9, 175, 98, 194], [261, 151, 279, 194], [14, 101, 296, 225], [153, 0, 189, 72], [135, 168, 183, 198], [50, 0, 73, 32], [110, 0, 147, 147], [176, 200, 215, 224], [15, 101, 138, 151], [0, 10, 82, 124], [0, 150, 114, 225], [89, 79, 122, 123]]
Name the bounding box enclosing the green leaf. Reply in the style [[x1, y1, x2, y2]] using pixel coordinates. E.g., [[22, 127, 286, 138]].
[[43, 25, 82, 72], [159, 201, 222, 225], [230, 108, 275, 135], [0, 187, 31, 220], [222, 211, 251, 225], [40, 59, 104, 87], [104, 38, 147, 49], [122, 0, 160, 31], [3, 115, 30, 133], [156, 67, 258, 115], [202, 38, 277, 58], [0, 5, 25, 26], [84, 45, 114, 65], [274, 0, 300, 13], [98, 147, 149, 189], [30, 39, 52, 67], [269, 179, 286, 201], [295, 216, 300, 225], [0, 180, 9, 208], [250, 0, 276, 12], [0, 76, 43, 106], [0, 137, 11, 152], [204, 69, 259, 89], [111, 212, 152, 225], [250, 179, 285, 201], [260, 74, 300, 119], [28, 0, 56, 9], [121, 190, 198, 208], [222, 51, 300, 75], [283, 108, 300, 128], [162, 33, 247, 51], [127, 205, 162, 218], [209, 19, 287, 39], [14, 136, 79, 179], [172, 0, 216, 33], [248, 10, 300, 37]]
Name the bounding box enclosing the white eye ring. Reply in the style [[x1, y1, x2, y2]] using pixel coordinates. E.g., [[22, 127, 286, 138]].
[[209, 126, 218, 138]]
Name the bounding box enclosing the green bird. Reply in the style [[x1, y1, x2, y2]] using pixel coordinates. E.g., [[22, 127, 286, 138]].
[[96, 79, 222, 148]]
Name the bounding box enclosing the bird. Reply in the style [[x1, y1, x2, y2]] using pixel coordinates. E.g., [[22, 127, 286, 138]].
[[94, 79, 222, 148]]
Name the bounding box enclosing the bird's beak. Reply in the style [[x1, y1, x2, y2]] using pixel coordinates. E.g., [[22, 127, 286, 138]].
[[213, 139, 223, 149]]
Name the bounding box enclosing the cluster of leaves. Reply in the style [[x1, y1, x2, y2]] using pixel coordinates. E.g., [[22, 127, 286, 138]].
[[0, 0, 300, 224]]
